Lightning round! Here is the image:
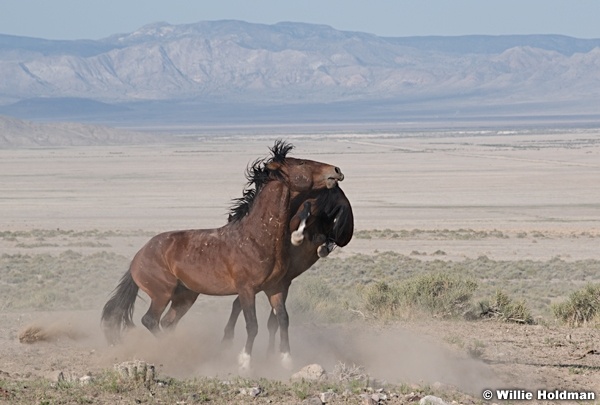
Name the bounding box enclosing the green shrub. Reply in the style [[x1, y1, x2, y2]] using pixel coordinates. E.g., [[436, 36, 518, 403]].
[[288, 277, 353, 322], [363, 281, 402, 318], [552, 284, 600, 327], [363, 272, 477, 319], [401, 272, 477, 317], [478, 290, 534, 324]]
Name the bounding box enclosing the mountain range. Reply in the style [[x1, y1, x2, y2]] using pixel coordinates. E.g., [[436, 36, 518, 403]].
[[1, 20, 600, 127]]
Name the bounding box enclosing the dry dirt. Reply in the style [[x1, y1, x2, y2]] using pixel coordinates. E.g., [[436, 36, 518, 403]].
[[1, 131, 600, 403]]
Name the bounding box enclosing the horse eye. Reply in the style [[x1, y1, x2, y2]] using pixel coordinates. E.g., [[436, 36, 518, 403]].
[[298, 161, 305, 166]]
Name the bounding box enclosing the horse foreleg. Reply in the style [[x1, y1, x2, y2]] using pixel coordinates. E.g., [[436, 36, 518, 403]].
[[317, 243, 331, 258], [222, 296, 242, 348], [238, 291, 258, 373], [267, 289, 292, 370], [291, 201, 311, 246]]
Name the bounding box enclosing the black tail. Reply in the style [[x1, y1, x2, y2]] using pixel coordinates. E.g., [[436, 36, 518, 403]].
[[101, 269, 139, 344]]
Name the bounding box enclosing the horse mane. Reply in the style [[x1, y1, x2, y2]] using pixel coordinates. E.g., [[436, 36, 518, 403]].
[[228, 140, 294, 222], [270, 139, 294, 163]]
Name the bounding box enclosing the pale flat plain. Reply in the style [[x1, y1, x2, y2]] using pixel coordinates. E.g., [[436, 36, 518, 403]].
[[1, 130, 599, 261]]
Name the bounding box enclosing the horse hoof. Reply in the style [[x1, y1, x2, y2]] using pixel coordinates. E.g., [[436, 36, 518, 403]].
[[291, 231, 304, 246], [238, 351, 252, 374], [317, 245, 329, 258], [281, 352, 293, 370]]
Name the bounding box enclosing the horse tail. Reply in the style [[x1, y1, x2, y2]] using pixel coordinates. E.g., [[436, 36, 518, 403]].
[[101, 268, 139, 344]]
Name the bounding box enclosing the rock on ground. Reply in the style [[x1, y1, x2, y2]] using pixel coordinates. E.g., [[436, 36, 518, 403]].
[[291, 364, 327, 381]]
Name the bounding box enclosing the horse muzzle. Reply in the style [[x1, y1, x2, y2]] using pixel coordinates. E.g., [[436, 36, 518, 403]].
[[326, 167, 344, 188]]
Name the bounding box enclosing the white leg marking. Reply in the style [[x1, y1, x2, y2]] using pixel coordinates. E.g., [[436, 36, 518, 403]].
[[238, 350, 252, 373], [281, 352, 293, 370], [291, 218, 307, 245]]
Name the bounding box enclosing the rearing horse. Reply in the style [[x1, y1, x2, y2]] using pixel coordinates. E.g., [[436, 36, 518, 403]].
[[222, 185, 354, 367], [151, 185, 354, 370], [101, 141, 345, 370]]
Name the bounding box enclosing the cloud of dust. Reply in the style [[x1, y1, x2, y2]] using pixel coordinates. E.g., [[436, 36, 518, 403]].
[[12, 298, 502, 395], [18, 312, 97, 344], [94, 299, 501, 394], [289, 323, 503, 394]]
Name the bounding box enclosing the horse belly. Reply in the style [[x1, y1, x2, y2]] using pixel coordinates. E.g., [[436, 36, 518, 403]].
[[173, 254, 238, 296], [168, 230, 280, 295]]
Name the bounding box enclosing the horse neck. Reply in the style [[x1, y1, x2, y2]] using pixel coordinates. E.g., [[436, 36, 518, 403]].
[[241, 180, 292, 239]]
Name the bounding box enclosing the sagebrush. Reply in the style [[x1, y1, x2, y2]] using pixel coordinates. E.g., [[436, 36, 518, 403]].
[[552, 283, 600, 327], [478, 290, 534, 324], [363, 272, 477, 320]]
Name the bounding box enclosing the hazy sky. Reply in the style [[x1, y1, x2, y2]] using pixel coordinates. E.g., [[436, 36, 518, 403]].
[[2, 0, 600, 40]]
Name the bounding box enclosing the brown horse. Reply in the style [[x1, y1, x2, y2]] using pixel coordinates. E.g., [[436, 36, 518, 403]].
[[222, 185, 353, 367], [101, 141, 345, 370], [153, 185, 353, 369]]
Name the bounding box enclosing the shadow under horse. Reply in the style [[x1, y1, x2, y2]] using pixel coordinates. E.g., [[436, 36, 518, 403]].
[[101, 140, 346, 371]]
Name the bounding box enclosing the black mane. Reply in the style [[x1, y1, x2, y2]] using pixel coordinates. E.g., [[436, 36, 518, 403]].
[[228, 140, 294, 222], [270, 139, 294, 163]]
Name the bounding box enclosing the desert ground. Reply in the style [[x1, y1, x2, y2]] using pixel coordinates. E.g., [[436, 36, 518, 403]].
[[1, 129, 599, 404]]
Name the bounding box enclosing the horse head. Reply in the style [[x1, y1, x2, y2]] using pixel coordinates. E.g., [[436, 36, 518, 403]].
[[229, 140, 345, 223], [265, 140, 344, 192]]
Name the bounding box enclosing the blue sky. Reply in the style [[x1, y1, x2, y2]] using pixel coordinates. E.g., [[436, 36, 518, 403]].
[[2, 0, 600, 40]]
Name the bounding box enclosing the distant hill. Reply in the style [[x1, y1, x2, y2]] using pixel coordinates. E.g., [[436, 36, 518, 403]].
[[0, 97, 130, 121], [0, 115, 161, 148], [1, 20, 600, 126]]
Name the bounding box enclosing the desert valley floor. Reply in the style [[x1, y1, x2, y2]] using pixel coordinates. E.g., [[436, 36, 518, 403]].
[[1, 130, 599, 403]]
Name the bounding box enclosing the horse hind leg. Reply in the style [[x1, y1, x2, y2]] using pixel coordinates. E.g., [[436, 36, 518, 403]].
[[160, 283, 199, 331], [139, 280, 177, 336], [266, 308, 279, 356], [130, 254, 179, 337], [141, 296, 171, 336], [222, 296, 242, 348]]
